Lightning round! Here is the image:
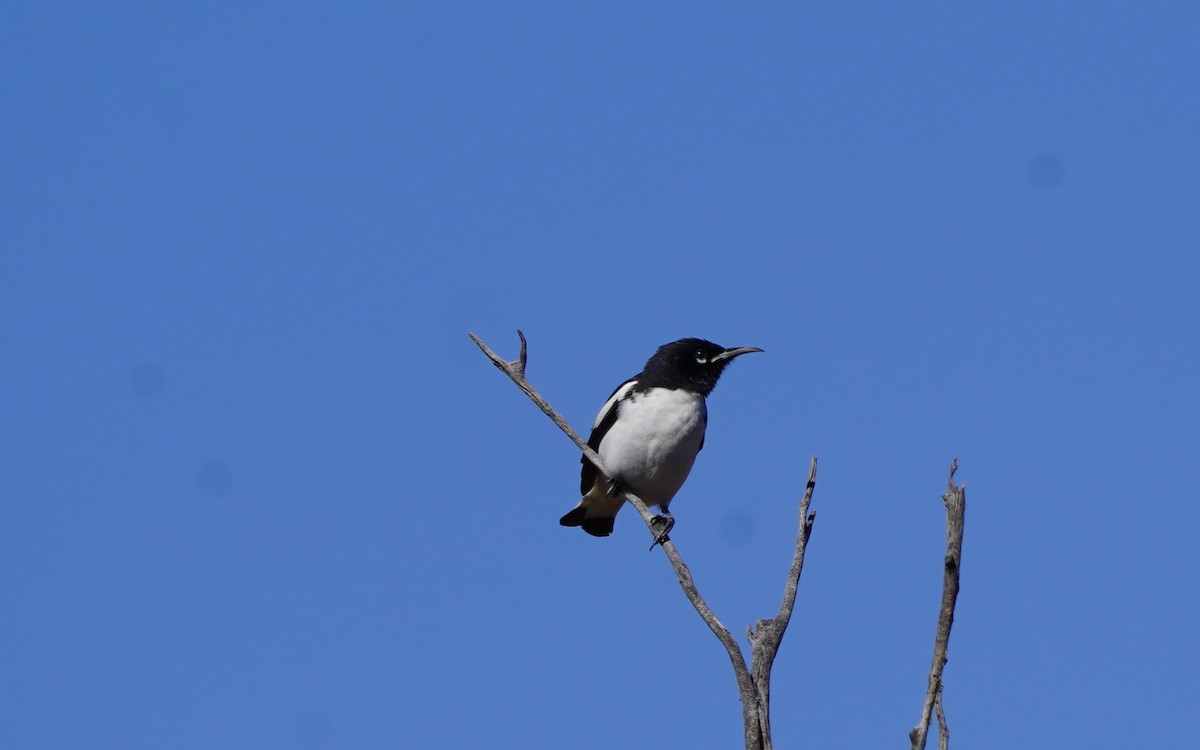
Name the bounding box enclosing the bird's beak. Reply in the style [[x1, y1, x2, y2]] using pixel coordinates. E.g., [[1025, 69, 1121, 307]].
[[712, 346, 764, 363]]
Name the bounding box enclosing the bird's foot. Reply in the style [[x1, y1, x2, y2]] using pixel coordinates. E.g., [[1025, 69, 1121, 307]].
[[648, 514, 675, 551]]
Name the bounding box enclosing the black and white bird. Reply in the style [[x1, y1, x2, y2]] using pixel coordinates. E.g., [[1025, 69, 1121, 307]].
[[559, 338, 763, 542]]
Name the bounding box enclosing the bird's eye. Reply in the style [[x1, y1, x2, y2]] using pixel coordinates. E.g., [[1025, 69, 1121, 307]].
[[695, 350, 708, 364]]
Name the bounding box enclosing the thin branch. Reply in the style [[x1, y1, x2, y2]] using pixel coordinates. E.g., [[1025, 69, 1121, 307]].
[[469, 331, 766, 750], [747, 457, 818, 749], [468, 332, 663, 530], [771, 457, 818, 628], [910, 459, 966, 750]]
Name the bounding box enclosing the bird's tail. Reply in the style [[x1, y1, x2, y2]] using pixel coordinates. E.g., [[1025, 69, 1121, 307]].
[[559, 490, 625, 537]]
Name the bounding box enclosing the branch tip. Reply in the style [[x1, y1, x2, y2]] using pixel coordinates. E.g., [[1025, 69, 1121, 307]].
[[515, 329, 528, 376]]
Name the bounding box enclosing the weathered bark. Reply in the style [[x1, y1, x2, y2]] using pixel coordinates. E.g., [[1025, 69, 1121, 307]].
[[910, 460, 966, 750]]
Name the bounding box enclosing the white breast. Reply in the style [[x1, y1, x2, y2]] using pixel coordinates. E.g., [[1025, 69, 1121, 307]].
[[598, 387, 707, 507]]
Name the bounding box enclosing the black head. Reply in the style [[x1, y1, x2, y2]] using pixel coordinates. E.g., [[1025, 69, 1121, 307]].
[[640, 338, 763, 396]]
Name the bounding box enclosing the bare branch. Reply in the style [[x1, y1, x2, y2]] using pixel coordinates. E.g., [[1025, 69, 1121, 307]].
[[469, 332, 660, 529], [747, 457, 818, 748], [910, 459, 966, 750], [774, 456, 819, 626], [469, 331, 767, 749]]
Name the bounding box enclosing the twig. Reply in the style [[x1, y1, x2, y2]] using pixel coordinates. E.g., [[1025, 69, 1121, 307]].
[[468, 332, 662, 528], [910, 459, 966, 750], [468, 331, 814, 750], [747, 457, 817, 749]]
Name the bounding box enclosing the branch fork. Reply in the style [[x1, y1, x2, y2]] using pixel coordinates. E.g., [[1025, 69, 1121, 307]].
[[471, 331, 965, 750], [469, 331, 817, 750]]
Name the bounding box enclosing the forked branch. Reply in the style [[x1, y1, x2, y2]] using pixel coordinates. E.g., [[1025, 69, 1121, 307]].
[[747, 458, 817, 745], [469, 331, 818, 750]]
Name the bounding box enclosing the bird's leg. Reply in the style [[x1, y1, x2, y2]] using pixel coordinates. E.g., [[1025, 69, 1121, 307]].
[[648, 506, 675, 550]]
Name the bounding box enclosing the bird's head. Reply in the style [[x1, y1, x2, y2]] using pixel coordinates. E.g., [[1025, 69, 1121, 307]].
[[644, 338, 763, 395]]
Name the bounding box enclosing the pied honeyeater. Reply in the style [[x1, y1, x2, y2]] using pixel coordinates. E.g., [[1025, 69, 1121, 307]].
[[559, 338, 762, 543]]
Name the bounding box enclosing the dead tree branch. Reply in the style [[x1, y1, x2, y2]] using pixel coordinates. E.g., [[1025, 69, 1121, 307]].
[[469, 331, 817, 750], [910, 459, 966, 750], [747, 458, 817, 747]]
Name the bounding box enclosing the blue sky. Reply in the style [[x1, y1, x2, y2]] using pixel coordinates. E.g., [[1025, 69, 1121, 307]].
[[3, 2, 1198, 748]]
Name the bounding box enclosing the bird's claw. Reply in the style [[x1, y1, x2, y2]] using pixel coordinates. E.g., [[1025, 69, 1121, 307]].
[[648, 514, 675, 551]]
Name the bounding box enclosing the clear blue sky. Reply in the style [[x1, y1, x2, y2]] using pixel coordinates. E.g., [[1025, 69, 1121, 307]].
[[3, 3, 1197, 748]]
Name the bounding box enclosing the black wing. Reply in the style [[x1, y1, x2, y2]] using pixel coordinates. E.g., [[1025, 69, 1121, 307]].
[[580, 378, 637, 495]]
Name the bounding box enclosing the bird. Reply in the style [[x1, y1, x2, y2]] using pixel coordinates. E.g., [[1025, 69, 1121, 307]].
[[559, 338, 763, 543]]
